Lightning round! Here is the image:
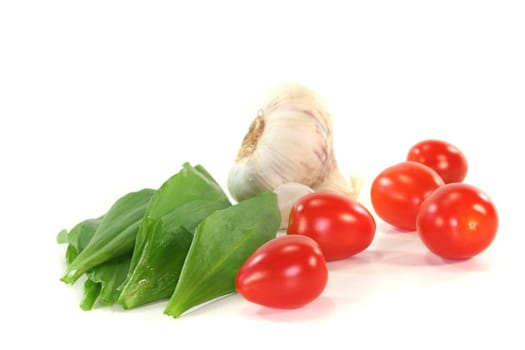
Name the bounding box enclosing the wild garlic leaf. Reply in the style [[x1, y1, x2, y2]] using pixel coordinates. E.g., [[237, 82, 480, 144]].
[[164, 191, 280, 318], [61, 189, 155, 284], [118, 223, 193, 309], [57, 218, 102, 265], [128, 163, 229, 274], [58, 216, 132, 310], [85, 254, 131, 308], [80, 279, 102, 311], [119, 163, 231, 309]]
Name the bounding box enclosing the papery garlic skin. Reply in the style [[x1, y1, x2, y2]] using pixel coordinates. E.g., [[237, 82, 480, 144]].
[[227, 83, 361, 202], [274, 182, 314, 230]]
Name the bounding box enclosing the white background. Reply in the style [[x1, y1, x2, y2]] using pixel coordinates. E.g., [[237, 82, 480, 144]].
[[1, 1, 524, 349]]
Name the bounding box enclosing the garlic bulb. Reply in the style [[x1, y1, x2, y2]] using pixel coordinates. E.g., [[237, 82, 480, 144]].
[[274, 182, 314, 230], [227, 83, 362, 202]]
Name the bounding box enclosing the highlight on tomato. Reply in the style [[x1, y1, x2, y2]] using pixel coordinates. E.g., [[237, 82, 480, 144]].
[[407, 139, 468, 183], [416, 183, 498, 260], [235, 235, 328, 309], [370, 161, 444, 231], [287, 192, 376, 261]]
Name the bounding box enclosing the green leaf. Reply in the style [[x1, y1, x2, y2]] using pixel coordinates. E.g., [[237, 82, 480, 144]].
[[61, 189, 155, 284], [60, 219, 132, 310], [164, 191, 280, 318], [80, 279, 102, 311], [56, 229, 69, 244], [86, 255, 132, 308], [118, 163, 231, 309], [127, 163, 229, 274], [118, 223, 193, 309], [58, 218, 102, 265]]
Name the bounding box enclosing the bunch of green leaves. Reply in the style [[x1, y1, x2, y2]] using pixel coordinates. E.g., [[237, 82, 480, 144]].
[[57, 163, 281, 316]]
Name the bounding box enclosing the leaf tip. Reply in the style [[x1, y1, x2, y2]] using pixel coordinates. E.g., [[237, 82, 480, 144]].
[[60, 269, 80, 285], [164, 306, 184, 319], [56, 229, 69, 244]]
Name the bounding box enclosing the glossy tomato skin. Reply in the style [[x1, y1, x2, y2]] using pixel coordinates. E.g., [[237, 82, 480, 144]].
[[235, 235, 328, 309], [371, 161, 444, 231], [416, 183, 498, 260], [287, 192, 376, 261], [407, 139, 468, 183]]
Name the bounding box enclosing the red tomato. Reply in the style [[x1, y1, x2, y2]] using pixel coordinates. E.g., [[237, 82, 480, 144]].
[[416, 183, 498, 260], [407, 139, 468, 183], [371, 161, 444, 230], [236, 235, 328, 309], [287, 192, 376, 261]]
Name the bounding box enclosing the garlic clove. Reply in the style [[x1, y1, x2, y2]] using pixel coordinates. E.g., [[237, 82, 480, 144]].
[[313, 167, 363, 200], [349, 172, 364, 199], [227, 82, 361, 202], [273, 182, 314, 230]]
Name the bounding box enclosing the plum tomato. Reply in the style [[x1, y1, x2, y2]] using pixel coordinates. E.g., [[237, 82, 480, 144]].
[[407, 139, 468, 183], [235, 235, 328, 309], [371, 161, 444, 231], [416, 183, 498, 260], [287, 192, 376, 261]]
